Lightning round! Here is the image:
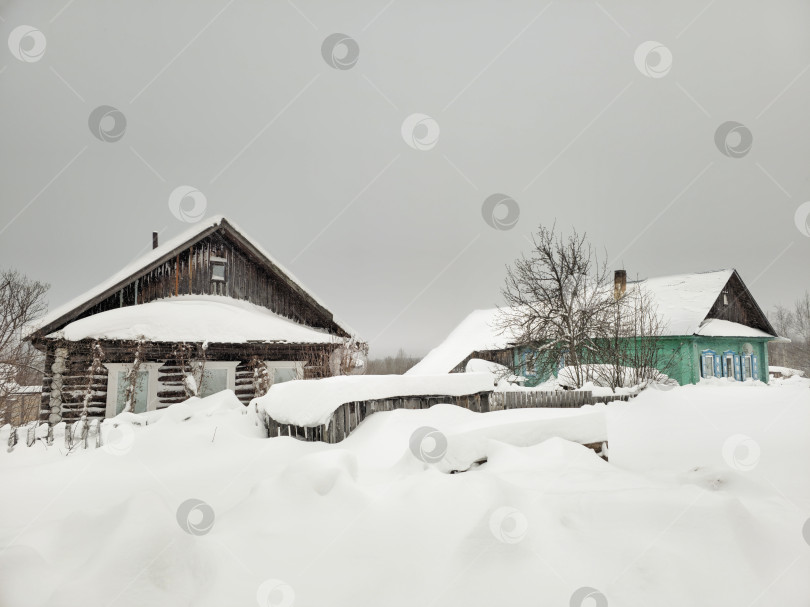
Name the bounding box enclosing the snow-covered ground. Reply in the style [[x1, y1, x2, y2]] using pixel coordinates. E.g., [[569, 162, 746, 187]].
[[1, 378, 808, 607]]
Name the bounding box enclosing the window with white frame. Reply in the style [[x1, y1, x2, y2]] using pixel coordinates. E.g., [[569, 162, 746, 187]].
[[702, 353, 715, 377], [197, 361, 238, 397], [265, 361, 304, 386], [210, 256, 226, 282], [104, 362, 162, 417], [743, 355, 753, 380]]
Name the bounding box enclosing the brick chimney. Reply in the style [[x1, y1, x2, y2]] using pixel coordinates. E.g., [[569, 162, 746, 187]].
[[152, 231, 159, 249], [614, 269, 627, 299]]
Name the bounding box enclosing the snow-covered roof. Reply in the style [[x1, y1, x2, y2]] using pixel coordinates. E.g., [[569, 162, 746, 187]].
[[408, 269, 775, 376], [407, 308, 513, 376], [29, 215, 354, 338], [255, 373, 496, 427], [626, 269, 734, 335], [694, 319, 773, 338], [46, 295, 341, 344], [2, 384, 43, 394]]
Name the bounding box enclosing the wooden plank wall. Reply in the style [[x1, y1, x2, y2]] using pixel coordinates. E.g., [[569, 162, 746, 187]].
[[69, 232, 344, 334], [706, 272, 772, 333]]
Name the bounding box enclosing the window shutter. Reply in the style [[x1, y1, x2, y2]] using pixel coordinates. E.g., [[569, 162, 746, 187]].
[[734, 355, 741, 381], [752, 355, 759, 380], [721, 355, 727, 377], [714, 354, 721, 377], [700, 353, 706, 377]]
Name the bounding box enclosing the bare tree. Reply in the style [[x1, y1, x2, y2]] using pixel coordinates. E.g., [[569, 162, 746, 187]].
[[80, 341, 105, 420], [0, 269, 49, 424], [499, 225, 673, 390], [250, 355, 271, 397], [498, 224, 614, 387], [122, 339, 146, 412], [768, 291, 810, 376], [592, 284, 677, 389], [329, 336, 368, 376], [173, 341, 208, 397]]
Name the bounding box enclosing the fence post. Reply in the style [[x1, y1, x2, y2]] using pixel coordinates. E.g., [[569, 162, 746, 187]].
[[65, 422, 73, 450]]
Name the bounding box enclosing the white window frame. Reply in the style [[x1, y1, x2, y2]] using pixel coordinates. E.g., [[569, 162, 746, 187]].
[[103, 362, 162, 418], [265, 360, 305, 386], [197, 361, 238, 396], [703, 353, 715, 377], [210, 256, 227, 282]]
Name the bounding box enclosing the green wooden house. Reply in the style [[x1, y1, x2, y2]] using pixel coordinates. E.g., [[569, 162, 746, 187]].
[[407, 269, 780, 386]]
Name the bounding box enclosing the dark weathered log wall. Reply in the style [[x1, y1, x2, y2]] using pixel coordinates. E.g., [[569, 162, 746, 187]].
[[68, 231, 346, 335], [706, 272, 773, 334], [37, 339, 340, 423]]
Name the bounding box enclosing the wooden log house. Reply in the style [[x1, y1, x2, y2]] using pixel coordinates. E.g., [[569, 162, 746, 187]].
[[27, 216, 358, 424]]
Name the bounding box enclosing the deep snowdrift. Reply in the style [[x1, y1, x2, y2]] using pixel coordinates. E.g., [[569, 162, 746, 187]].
[[1, 379, 808, 607]]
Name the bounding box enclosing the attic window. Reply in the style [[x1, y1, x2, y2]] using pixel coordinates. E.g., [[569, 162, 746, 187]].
[[210, 256, 226, 282], [722, 291, 729, 306]]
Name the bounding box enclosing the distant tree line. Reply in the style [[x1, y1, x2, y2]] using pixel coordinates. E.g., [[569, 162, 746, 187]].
[[768, 291, 810, 376], [366, 349, 421, 375]]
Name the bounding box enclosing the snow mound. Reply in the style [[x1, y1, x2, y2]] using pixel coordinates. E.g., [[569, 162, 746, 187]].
[[1, 378, 808, 606], [438, 409, 607, 472]]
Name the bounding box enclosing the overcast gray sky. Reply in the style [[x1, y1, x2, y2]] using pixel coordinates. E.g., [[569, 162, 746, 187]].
[[1, 0, 809, 357]]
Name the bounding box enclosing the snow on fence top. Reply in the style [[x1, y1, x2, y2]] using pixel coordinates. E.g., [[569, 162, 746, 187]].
[[47, 295, 339, 344], [255, 373, 495, 427]]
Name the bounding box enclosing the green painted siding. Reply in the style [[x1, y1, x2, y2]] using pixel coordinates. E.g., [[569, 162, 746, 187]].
[[516, 336, 772, 386]]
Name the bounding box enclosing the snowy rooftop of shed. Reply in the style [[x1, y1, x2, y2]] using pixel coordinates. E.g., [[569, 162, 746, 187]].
[[46, 296, 341, 344]]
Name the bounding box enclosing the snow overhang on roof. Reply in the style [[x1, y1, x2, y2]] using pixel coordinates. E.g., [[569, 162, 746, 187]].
[[45, 295, 342, 345], [27, 215, 356, 340], [694, 318, 773, 338]]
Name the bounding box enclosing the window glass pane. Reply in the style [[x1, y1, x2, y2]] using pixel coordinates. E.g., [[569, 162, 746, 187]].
[[273, 367, 298, 384], [199, 368, 228, 397], [211, 264, 225, 281], [745, 357, 752, 378], [705, 355, 714, 377], [116, 370, 149, 414]]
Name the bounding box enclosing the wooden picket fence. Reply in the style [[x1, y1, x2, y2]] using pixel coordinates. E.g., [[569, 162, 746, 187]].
[[4, 419, 104, 453], [262, 392, 491, 444], [490, 390, 632, 410], [261, 389, 634, 443]]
